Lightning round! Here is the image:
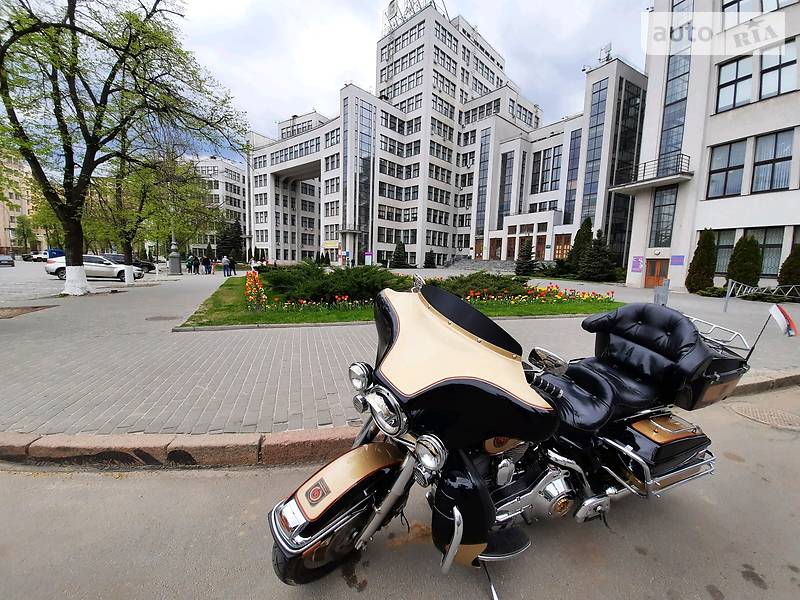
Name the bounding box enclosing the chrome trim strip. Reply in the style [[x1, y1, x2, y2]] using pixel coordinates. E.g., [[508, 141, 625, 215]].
[[354, 453, 417, 550], [352, 416, 379, 448], [440, 506, 463, 574], [547, 449, 593, 496], [599, 436, 715, 498], [478, 538, 532, 562]]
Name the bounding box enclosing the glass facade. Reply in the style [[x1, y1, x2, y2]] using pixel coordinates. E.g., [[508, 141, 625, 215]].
[[475, 127, 491, 235], [658, 10, 692, 172], [497, 151, 514, 229], [649, 186, 678, 247], [356, 99, 375, 261], [563, 128, 582, 226], [581, 78, 609, 224], [746, 226, 785, 276], [516, 151, 527, 215], [342, 97, 349, 227]]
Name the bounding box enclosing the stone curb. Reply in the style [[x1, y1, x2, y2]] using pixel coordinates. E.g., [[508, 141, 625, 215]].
[[171, 313, 595, 333], [1, 371, 797, 468], [0, 428, 359, 468]]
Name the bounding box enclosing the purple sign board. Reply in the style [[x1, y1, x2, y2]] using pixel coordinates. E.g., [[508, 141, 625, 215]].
[[631, 256, 644, 273], [670, 255, 686, 267]]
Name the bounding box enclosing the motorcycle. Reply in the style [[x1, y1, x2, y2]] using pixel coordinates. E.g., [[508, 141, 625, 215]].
[[269, 276, 750, 591]]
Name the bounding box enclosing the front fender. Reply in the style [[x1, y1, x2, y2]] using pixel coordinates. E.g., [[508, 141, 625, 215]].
[[431, 450, 495, 568]]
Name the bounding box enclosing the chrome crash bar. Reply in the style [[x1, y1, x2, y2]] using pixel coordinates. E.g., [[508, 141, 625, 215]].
[[440, 506, 463, 574], [599, 437, 715, 499]]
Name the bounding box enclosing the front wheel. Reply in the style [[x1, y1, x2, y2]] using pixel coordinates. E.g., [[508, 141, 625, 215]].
[[272, 510, 367, 585], [56, 268, 66, 280]]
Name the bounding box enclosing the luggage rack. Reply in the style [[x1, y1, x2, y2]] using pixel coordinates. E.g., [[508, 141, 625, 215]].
[[686, 316, 750, 353], [598, 436, 716, 499]]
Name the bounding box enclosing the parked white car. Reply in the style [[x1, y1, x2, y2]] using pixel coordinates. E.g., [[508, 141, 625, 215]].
[[45, 254, 144, 281]]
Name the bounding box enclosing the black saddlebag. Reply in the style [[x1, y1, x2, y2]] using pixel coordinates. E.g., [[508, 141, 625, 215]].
[[607, 415, 711, 480], [675, 343, 749, 411]]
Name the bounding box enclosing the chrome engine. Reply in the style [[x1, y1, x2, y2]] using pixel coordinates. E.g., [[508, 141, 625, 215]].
[[494, 467, 575, 524]]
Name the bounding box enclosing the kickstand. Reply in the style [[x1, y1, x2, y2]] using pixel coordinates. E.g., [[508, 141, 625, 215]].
[[481, 562, 500, 600], [600, 510, 612, 531]]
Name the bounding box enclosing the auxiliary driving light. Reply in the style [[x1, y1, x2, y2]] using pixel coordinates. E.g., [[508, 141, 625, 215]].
[[348, 362, 373, 392], [415, 434, 447, 472]]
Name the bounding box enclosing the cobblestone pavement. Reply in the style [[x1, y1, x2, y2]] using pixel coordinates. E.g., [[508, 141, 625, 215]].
[[1, 271, 798, 435], [2, 388, 800, 600]]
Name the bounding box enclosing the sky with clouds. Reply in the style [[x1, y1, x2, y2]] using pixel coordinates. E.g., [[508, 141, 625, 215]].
[[181, 0, 650, 137]]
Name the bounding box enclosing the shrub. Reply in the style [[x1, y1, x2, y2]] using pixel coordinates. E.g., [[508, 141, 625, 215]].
[[727, 235, 762, 287], [577, 230, 616, 282], [566, 217, 592, 273], [778, 244, 800, 286], [697, 286, 727, 298], [390, 241, 410, 268], [426, 271, 527, 298], [515, 238, 536, 276], [255, 263, 411, 303], [424, 250, 436, 269], [686, 229, 717, 293]]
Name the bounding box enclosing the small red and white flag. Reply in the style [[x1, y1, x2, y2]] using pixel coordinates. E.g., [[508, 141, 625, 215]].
[[769, 304, 798, 337]]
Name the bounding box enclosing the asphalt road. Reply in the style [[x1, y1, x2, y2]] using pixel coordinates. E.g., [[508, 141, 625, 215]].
[[1, 387, 799, 600]]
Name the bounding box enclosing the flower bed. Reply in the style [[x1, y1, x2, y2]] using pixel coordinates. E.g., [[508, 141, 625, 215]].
[[182, 271, 622, 328]]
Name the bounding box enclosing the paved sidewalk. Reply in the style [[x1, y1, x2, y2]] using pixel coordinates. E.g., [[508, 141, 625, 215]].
[[1, 274, 798, 435]]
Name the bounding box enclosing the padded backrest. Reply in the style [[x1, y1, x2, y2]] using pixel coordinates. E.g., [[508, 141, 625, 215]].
[[582, 303, 713, 383]]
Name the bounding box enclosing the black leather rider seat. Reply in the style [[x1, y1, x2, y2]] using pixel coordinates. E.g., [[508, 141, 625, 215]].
[[538, 303, 714, 432]]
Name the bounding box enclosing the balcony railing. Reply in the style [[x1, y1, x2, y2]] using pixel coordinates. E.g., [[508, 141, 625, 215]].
[[611, 153, 693, 192]]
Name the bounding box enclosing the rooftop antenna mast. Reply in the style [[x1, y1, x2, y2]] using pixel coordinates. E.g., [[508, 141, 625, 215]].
[[383, 0, 449, 35]]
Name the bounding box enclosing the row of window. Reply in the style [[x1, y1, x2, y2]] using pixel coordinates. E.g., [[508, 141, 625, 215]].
[[270, 137, 320, 166], [380, 21, 425, 62], [379, 158, 420, 181], [323, 177, 340, 195], [378, 181, 420, 201], [434, 21, 459, 53], [508, 99, 536, 128], [427, 229, 450, 248], [377, 204, 418, 223], [707, 129, 794, 198], [428, 163, 452, 184], [379, 45, 424, 83], [432, 94, 456, 120], [530, 145, 563, 194], [377, 227, 418, 245], [430, 140, 453, 163], [324, 153, 340, 172], [324, 128, 340, 148], [712, 226, 799, 276], [395, 93, 423, 114], [300, 182, 316, 196], [281, 120, 313, 139], [722, 0, 799, 30], [379, 134, 421, 158], [716, 39, 797, 113], [429, 185, 452, 205], [380, 111, 421, 136], [427, 208, 450, 226], [324, 200, 340, 217], [431, 117, 454, 142], [381, 69, 424, 101], [460, 98, 501, 126], [434, 45, 458, 76]]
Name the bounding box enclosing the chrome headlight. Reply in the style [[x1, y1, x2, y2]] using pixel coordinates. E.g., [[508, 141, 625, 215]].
[[348, 362, 373, 392], [415, 434, 448, 472], [365, 386, 407, 436]]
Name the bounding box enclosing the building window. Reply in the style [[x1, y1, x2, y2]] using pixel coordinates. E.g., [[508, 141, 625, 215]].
[[553, 234, 572, 260], [649, 186, 677, 247], [707, 140, 746, 198], [530, 151, 542, 194], [752, 129, 793, 193], [760, 39, 797, 99], [713, 229, 736, 274], [717, 57, 752, 112], [794, 226, 800, 249], [582, 78, 609, 223], [745, 226, 785, 275]]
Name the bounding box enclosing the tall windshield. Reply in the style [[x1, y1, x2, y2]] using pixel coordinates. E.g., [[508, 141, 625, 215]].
[[420, 285, 523, 357]]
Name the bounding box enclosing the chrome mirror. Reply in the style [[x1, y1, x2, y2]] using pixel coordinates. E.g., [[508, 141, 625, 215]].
[[528, 347, 568, 375], [412, 274, 425, 293]]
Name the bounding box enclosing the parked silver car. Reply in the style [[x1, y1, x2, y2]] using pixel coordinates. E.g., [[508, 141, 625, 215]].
[[45, 255, 143, 281], [0, 254, 15, 267]]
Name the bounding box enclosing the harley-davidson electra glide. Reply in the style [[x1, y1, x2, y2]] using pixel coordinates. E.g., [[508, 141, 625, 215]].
[[269, 276, 750, 587]]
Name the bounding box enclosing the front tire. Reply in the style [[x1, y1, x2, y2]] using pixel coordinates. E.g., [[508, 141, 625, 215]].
[[272, 543, 360, 586], [56, 268, 66, 280]]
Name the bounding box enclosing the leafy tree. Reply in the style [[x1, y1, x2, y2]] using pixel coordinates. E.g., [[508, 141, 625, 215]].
[[685, 229, 718, 293], [12, 214, 35, 252], [578, 230, 616, 282], [778, 244, 800, 286], [390, 240, 409, 268], [423, 250, 436, 269], [0, 1, 245, 294], [726, 235, 762, 287], [566, 217, 593, 273], [515, 238, 536, 277]]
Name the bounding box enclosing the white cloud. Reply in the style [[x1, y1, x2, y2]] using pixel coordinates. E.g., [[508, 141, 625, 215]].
[[180, 0, 650, 134]]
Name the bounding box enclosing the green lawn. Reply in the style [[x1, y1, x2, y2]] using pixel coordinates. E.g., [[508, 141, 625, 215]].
[[181, 277, 622, 328]]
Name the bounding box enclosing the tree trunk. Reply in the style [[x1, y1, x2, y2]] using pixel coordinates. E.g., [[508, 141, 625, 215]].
[[122, 238, 135, 285], [62, 215, 91, 295]]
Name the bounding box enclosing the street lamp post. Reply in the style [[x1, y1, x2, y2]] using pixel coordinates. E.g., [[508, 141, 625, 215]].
[[168, 229, 181, 276]]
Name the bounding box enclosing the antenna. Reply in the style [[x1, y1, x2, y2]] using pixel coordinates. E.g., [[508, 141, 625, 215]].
[[599, 43, 613, 64]]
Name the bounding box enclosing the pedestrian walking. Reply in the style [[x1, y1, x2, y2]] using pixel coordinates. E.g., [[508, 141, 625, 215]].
[[222, 255, 230, 277], [231, 258, 237, 276], [192, 256, 200, 275], [186, 255, 194, 273], [201, 255, 211, 274]]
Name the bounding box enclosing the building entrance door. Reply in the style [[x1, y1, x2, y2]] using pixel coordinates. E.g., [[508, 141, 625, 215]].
[[506, 237, 516, 260], [489, 239, 502, 260], [474, 239, 484, 260], [535, 235, 546, 261], [644, 258, 669, 288]]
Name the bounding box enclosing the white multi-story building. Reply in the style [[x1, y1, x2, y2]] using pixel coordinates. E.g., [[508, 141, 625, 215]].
[[247, 2, 549, 267], [189, 156, 247, 258], [616, 0, 800, 289]]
